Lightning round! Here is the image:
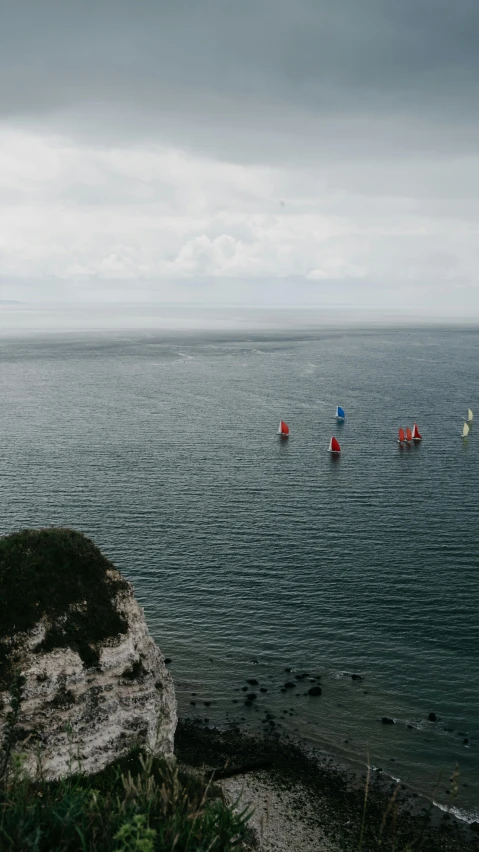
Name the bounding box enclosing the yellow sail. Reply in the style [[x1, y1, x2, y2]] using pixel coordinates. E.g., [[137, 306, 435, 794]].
[[468, 408, 473, 422], [462, 422, 470, 438]]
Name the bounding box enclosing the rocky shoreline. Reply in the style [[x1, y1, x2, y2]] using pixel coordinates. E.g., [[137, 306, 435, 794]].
[[176, 718, 479, 851]]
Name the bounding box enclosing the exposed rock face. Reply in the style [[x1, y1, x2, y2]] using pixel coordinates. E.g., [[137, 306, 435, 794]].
[[0, 529, 176, 779]]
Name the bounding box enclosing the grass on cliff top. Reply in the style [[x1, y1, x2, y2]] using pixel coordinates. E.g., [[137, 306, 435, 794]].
[[0, 748, 250, 852], [0, 528, 128, 685]]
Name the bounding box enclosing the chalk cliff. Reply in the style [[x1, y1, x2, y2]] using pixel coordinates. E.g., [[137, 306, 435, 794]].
[[0, 529, 176, 779]]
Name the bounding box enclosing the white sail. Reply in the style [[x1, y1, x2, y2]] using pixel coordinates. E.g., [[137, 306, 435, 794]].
[[462, 422, 470, 438], [468, 408, 473, 422]]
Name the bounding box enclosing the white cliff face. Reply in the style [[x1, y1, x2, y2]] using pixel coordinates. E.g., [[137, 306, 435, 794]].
[[0, 571, 177, 780]]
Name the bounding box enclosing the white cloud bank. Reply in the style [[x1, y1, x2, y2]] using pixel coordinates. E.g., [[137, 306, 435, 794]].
[[0, 127, 478, 315]]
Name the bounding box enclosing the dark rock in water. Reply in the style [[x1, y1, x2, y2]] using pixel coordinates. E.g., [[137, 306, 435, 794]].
[[260, 687, 268, 693], [280, 688, 287, 693], [241, 686, 248, 692], [204, 701, 211, 707], [295, 674, 303, 680], [284, 667, 292, 673], [470, 822, 479, 833], [464, 738, 469, 745], [250, 659, 259, 664], [190, 701, 196, 706], [382, 717, 395, 725], [308, 685, 322, 697], [247, 678, 259, 686], [351, 673, 363, 681], [284, 681, 296, 689], [407, 724, 413, 729], [232, 699, 238, 704], [164, 658, 172, 665], [428, 712, 437, 722], [246, 693, 257, 701], [244, 700, 252, 707]]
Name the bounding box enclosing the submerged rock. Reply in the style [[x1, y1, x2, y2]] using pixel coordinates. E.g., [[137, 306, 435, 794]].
[[284, 681, 296, 689], [381, 717, 395, 725], [428, 712, 437, 722], [308, 686, 322, 697], [0, 528, 176, 780]]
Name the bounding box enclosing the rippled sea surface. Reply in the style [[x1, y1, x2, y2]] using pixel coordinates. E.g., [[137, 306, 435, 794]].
[[1, 323, 478, 815]]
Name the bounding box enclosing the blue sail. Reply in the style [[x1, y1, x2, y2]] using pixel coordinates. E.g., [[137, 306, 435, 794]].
[[336, 406, 345, 419]]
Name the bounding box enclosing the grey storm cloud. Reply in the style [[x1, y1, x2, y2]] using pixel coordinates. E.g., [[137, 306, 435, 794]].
[[1, 0, 479, 161]]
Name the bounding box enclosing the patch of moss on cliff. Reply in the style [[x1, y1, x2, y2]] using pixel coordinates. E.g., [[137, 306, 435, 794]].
[[0, 528, 128, 686]]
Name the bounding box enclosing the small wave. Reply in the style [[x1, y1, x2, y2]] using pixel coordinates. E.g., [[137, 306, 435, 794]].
[[433, 801, 479, 824]]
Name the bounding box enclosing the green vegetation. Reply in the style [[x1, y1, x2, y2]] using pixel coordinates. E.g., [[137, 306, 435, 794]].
[[0, 528, 128, 686], [0, 750, 249, 851], [0, 676, 249, 851]]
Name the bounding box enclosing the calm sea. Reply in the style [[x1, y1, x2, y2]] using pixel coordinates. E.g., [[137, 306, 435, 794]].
[[0, 317, 478, 817]]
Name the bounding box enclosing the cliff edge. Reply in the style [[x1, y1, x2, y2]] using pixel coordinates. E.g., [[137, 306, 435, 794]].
[[0, 528, 176, 779]]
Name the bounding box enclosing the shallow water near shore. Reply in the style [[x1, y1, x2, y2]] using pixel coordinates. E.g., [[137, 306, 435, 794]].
[[0, 316, 478, 817]]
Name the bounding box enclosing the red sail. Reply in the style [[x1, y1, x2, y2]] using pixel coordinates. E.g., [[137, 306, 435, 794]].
[[412, 423, 422, 439], [331, 436, 341, 452], [406, 427, 412, 441], [280, 420, 289, 435], [398, 427, 405, 442]]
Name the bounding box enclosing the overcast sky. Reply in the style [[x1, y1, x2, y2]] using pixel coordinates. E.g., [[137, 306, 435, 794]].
[[0, 0, 478, 316]]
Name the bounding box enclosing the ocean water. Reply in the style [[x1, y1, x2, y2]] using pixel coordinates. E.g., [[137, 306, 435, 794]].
[[0, 321, 478, 815]]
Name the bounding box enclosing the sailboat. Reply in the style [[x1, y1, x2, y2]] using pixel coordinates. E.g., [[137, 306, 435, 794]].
[[405, 427, 412, 442], [278, 420, 290, 438], [336, 406, 345, 420], [467, 408, 473, 423], [397, 427, 405, 444], [462, 422, 470, 438], [328, 436, 341, 454], [411, 423, 422, 442]]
